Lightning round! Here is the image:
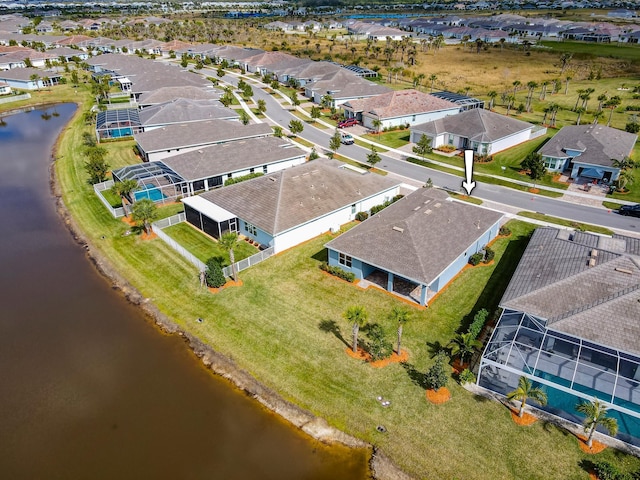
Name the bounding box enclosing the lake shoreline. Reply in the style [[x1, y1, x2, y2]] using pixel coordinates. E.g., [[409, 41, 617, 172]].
[[47, 103, 412, 480]]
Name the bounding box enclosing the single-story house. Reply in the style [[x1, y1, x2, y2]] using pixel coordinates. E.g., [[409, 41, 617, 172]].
[[0, 67, 61, 90], [0, 81, 11, 95], [304, 69, 390, 107], [134, 120, 273, 162], [137, 98, 239, 131], [430, 90, 485, 111], [478, 227, 640, 448], [343, 89, 460, 131], [538, 124, 638, 181], [410, 108, 544, 155], [325, 188, 503, 306], [49, 46, 88, 62], [136, 86, 220, 108], [182, 158, 401, 252], [113, 136, 307, 202]]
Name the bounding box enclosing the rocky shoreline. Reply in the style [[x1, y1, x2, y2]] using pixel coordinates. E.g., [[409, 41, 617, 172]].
[[48, 106, 414, 480]]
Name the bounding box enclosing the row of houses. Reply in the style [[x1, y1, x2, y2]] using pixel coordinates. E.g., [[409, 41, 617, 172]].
[[0, 14, 171, 35]]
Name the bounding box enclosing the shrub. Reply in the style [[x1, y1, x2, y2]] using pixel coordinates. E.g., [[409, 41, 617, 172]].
[[499, 225, 511, 236], [319, 262, 356, 283], [592, 461, 621, 480], [425, 351, 449, 392], [224, 172, 264, 186], [484, 246, 495, 263], [367, 324, 394, 361], [205, 257, 226, 288], [458, 368, 476, 385], [469, 253, 484, 266], [392, 194, 405, 202], [468, 308, 489, 339], [355, 211, 369, 221]]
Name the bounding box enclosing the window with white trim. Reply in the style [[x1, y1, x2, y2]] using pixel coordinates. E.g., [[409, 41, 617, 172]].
[[245, 222, 257, 236], [338, 253, 352, 268]]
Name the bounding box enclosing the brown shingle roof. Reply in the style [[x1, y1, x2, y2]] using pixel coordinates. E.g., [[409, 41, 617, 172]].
[[344, 89, 458, 119]]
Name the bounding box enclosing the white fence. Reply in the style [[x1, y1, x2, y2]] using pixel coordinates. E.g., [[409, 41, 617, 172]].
[[94, 180, 126, 218], [152, 213, 207, 272], [530, 125, 548, 140], [222, 247, 275, 278], [0, 93, 31, 105], [152, 214, 275, 278]]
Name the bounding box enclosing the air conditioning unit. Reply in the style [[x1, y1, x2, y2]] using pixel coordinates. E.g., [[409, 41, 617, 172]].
[[330, 225, 340, 234]]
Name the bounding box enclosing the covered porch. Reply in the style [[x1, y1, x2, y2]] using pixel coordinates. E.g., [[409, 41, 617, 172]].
[[358, 269, 434, 306]]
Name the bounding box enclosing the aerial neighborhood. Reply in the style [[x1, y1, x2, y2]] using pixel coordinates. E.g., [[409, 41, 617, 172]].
[[1, 3, 640, 478]]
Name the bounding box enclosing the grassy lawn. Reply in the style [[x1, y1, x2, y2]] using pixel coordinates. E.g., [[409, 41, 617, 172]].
[[163, 222, 258, 264], [363, 130, 411, 149], [41, 77, 640, 480], [608, 144, 640, 203], [539, 40, 640, 63], [517, 211, 614, 235], [450, 192, 483, 205]]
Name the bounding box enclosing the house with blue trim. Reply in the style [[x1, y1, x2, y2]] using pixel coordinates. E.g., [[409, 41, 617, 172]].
[[324, 188, 503, 306], [538, 124, 637, 182], [181, 159, 401, 253]]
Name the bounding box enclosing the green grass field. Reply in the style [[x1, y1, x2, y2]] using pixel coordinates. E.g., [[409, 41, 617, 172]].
[[19, 75, 640, 480], [516, 211, 615, 235], [539, 40, 640, 63]]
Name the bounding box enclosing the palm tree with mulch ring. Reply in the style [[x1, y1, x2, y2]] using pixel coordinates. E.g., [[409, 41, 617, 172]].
[[343, 305, 368, 354], [447, 332, 481, 370], [131, 198, 157, 235], [389, 306, 411, 356], [218, 232, 239, 282], [576, 397, 618, 448], [507, 376, 547, 418], [110, 179, 138, 217]]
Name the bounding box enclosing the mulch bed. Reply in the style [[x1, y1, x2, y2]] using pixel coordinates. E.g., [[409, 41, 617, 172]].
[[345, 348, 409, 368], [208, 279, 244, 294], [577, 435, 607, 454], [529, 188, 540, 194], [425, 387, 451, 405], [140, 231, 157, 241], [510, 409, 538, 426]]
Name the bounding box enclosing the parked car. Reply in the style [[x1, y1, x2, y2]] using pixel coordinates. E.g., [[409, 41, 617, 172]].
[[340, 132, 354, 145], [618, 204, 640, 217], [337, 118, 358, 128]]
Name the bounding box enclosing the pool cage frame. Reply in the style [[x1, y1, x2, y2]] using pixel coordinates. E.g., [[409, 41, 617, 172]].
[[95, 108, 141, 142], [478, 308, 640, 446], [112, 162, 188, 206]]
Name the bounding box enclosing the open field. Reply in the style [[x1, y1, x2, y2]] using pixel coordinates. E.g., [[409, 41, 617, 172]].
[[539, 40, 640, 62], [47, 83, 640, 478]]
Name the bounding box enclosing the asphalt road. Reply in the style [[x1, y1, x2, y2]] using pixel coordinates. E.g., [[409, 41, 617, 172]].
[[221, 71, 640, 235]]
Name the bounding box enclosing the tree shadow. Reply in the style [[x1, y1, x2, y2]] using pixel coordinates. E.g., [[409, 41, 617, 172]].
[[318, 319, 349, 347], [311, 248, 327, 263], [578, 459, 595, 476], [426, 340, 447, 359], [401, 362, 428, 389]]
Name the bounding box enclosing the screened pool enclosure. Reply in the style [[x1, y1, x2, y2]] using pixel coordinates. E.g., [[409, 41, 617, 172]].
[[95, 109, 141, 142], [478, 309, 640, 447], [112, 162, 187, 206]]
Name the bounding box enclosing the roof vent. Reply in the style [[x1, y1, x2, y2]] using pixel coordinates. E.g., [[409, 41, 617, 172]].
[[615, 267, 633, 275], [413, 206, 421, 211], [434, 202, 442, 208], [589, 258, 596, 267], [269, 177, 276, 182], [424, 209, 432, 215], [392, 226, 404, 233]]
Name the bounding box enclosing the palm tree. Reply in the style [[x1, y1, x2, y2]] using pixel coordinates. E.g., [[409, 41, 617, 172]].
[[612, 156, 637, 171], [564, 75, 572, 95], [447, 332, 481, 368], [389, 306, 411, 355], [605, 96, 622, 126], [110, 179, 138, 217], [505, 95, 515, 116], [616, 169, 635, 192], [525, 81, 538, 112], [218, 232, 239, 282], [131, 198, 157, 235], [487, 90, 498, 110], [575, 107, 586, 125], [372, 117, 382, 134], [507, 376, 547, 418], [428, 73, 437, 92], [343, 305, 368, 353], [575, 397, 618, 447], [30, 73, 40, 90], [512, 80, 521, 97]]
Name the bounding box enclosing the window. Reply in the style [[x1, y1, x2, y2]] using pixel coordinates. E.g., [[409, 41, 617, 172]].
[[351, 204, 356, 214], [250, 168, 255, 173], [448, 134, 455, 144], [245, 222, 257, 236], [338, 253, 352, 268], [263, 165, 268, 174]]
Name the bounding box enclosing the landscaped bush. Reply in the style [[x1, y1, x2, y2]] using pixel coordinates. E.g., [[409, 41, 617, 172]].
[[484, 246, 495, 263], [370, 195, 404, 216], [426, 351, 449, 392], [355, 211, 369, 221], [224, 172, 264, 186], [392, 194, 405, 202], [458, 368, 476, 385], [366, 324, 394, 361], [499, 225, 511, 237], [435, 144, 457, 153], [205, 257, 226, 288], [590, 460, 640, 480], [468, 308, 489, 340], [469, 253, 484, 266], [319, 262, 356, 283]]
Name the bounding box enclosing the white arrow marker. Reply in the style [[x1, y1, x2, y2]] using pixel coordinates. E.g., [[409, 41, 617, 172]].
[[462, 149, 476, 196]]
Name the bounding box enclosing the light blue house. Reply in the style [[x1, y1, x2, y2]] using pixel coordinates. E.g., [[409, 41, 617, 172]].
[[325, 188, 503, 306], [538, 125, 637, 182]]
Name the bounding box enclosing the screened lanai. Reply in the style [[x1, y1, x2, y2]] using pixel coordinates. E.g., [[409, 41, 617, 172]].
[[112, 162, 187, 205], [96, 109, 141, 141], [478, 308, 640, 447]]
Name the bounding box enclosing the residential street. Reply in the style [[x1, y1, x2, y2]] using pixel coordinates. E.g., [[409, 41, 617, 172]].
[[218, 70, 640, 236]]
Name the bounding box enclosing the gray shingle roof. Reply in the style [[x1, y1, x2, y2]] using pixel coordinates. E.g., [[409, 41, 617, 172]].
[[135, 120, 272, 153], [538, 124, 637, 167], [411, 108, 534, 143], [197, 158, 400, 235], [344, 89, 459, 119], [137, 86, 220, 106], [306, 69, 389, 100], [501, 227, 640, 355], [325, 188, 503, 286], [160, 137, 305, 181], [139, 98, 238, 126]]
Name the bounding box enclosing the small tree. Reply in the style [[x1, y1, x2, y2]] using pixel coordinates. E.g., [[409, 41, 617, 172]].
[[310, 105, 321, 122], [218, 232, 239, 282], [238, 110, 250, 125], [389, 306, 411, 355], [367, 324, 393, 361], [447, 332, 481, 367], [329, 130, 341, 158], [426, 351, 449, 392], [273, 126, 283, 138], [308, 147, 319, 161], [288, 119, 304, 137], [521, 152, 546, 182], [343, 305, 368, 353], [204, 257, 226, 288], [576, 397, 618, 447], [257, 99, 266, 114], [507, 376, 547, 418], [110, 179, 138, 217], [83, 147, 109, 184], [289, 91, 300, 108], [372, 117, 382, 134], [412, 134, 432, 161], [367, 145, 381, 169], [131, 198, 157, 234]]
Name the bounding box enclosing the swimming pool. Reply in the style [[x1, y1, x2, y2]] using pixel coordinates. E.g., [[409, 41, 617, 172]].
[[134, 183, 166, 202]]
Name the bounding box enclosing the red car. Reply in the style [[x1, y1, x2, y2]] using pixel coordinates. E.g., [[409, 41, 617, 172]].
[[338, 118, 358, 128]]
